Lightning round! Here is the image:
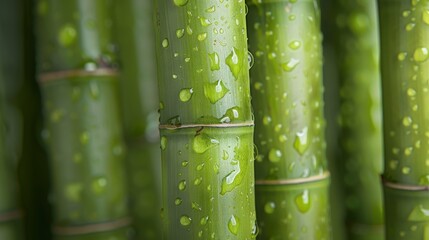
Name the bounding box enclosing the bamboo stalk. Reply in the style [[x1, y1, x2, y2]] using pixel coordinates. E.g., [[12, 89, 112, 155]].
[[35, 0, 131, 239], [378, 0, 429, 239], [113, 0, 162, 238], [334, 0, 384, 239], [154, 0, 257, 239], [247, 0, 331, 239]]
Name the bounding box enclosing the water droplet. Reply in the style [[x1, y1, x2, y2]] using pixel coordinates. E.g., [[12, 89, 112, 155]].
[[282, 58, 300, 72], [200, 17, 212, 26], [248, 51, 254, 69], [262, 116, 272, 125], [402, 167, 411, 174], [226, 47, 243, 80], [403, 10, 411, 17], [186, 25, 193, 35], [268, 149, 282, 163], [204, 80, 230, 103], [194, 177, 203, 185], [178, 180, 186, 191], [180, 215, 192, 226], [423, 10, 429, 25], [279, 134, 288, 142], [288, 40, 301, 50], [408, 205, 429, 221], [175, 198, 182, 205], [182, 161, 189, 167], [209, 52, 220, 71], [420, 175, 429, 185], [162, 38, 169, 48], [50, 109, 64, 123], [398, 52, 407, 61], [80, 132, 89, 145], [192, 201, 202, 210], [228, 215, 239, 235], [198, 33, 207, 41], [406, 23, 415, 31], [220, 140, 249, 195], [173, 0, 189, 7], [206, 6, 216, 13], [58, 24, 77, 47], [403, 116, 412, 127], [407, 88, 417, 97], [294, 127, 309, 155], [179, 88, 194, 102], [295, 190, 311, 213], [193, 134, 219, 153], [200, 216, 209, 225], [222, 150, 229, 160], [219, 107, 241, 123], [160, 136, 167, 150], [92, 177, 107, 194], [176, 29, 185, 38], [264, 202, 276, 214], [414, 47, 429, 62]]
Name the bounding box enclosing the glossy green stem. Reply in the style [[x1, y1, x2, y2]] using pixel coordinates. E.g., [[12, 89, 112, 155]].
[[247, 0, 331, 239], [334, 0, 384, 239], [155, 0, 256, 239], [35, 0, 130, 239], [113, 0, 162, 238], [379, 0, 429, 239]]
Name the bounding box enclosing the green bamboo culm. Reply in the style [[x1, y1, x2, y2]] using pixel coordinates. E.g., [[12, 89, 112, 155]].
[[247, 0, 331, 239], [35, 0, 131, 239], [334, 0, 384, 239], [0, 76, 22, 240], [155, 0, 257, 239], [113, 0, 162, 238], [378, 0, 429, 239]]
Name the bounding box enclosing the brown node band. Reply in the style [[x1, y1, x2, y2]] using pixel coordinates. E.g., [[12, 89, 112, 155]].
[[159, 122, 254, 130], [382, 177, 429, 191], [0, 210, 22, 222], [52, 217, 131, 236], [38, 68, 118, 84], [255, 171, 330, 185]]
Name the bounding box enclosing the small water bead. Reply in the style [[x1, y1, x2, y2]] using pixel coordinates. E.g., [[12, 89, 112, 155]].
[[58, 24, 77, 47], [173, 0, 189, 7], [404, 147, 413, 156], [204, 80, 230, 103], [254, 82, 263, 90], [92, 177, 107, 194], [403, 116, 412, 127], [294, 127, 309, 155], [420, 175, 429, 185], [219, 107, 241, 123], [179, 88, 194, 102], [178, 180, 186, 191], [186, 25, 193, 35], [226, 47, 243, 80], [407, 88, 417, 97], [397, 52, 407, 61], [50, 109, 64, 123], [389, 160, 399, 170], [194, 177, 202, 185], [402, 167, 411, 174], [196, 163, 205, 171], [406, 23, 415, 31], [282, 58, 300, 72], [274, 124, 282, 132], [200, 216, 209, 225], [222, 150, 229, 160], [262, 116, 272, 125], [65, 183, 83, 202], [403, 10, 411, 17], [193, 134, 219, 154], [264, 202, 276, 214], [288, 40, 301, 50], [289, 15, 296, 21], [160, 136, 167, 150], [192, 202, 202, 211], [208, 52, 220, 71], [198, 33, 207, 41], [206, 6, 215, 13], [181, 161, 189, 167], [174, 198, 182, 205], [295, 190, 311, 213], [228, 215, 239, 235], [268, 149, 282, 163], [414, 47, 429, 62], [200, 17, 212, 27], [279, 134, 288, 143], [162, 38, 169, 48], [176, 29, 185, 38], [180, 215, 192, 226], [248, 51, 254, 69]]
